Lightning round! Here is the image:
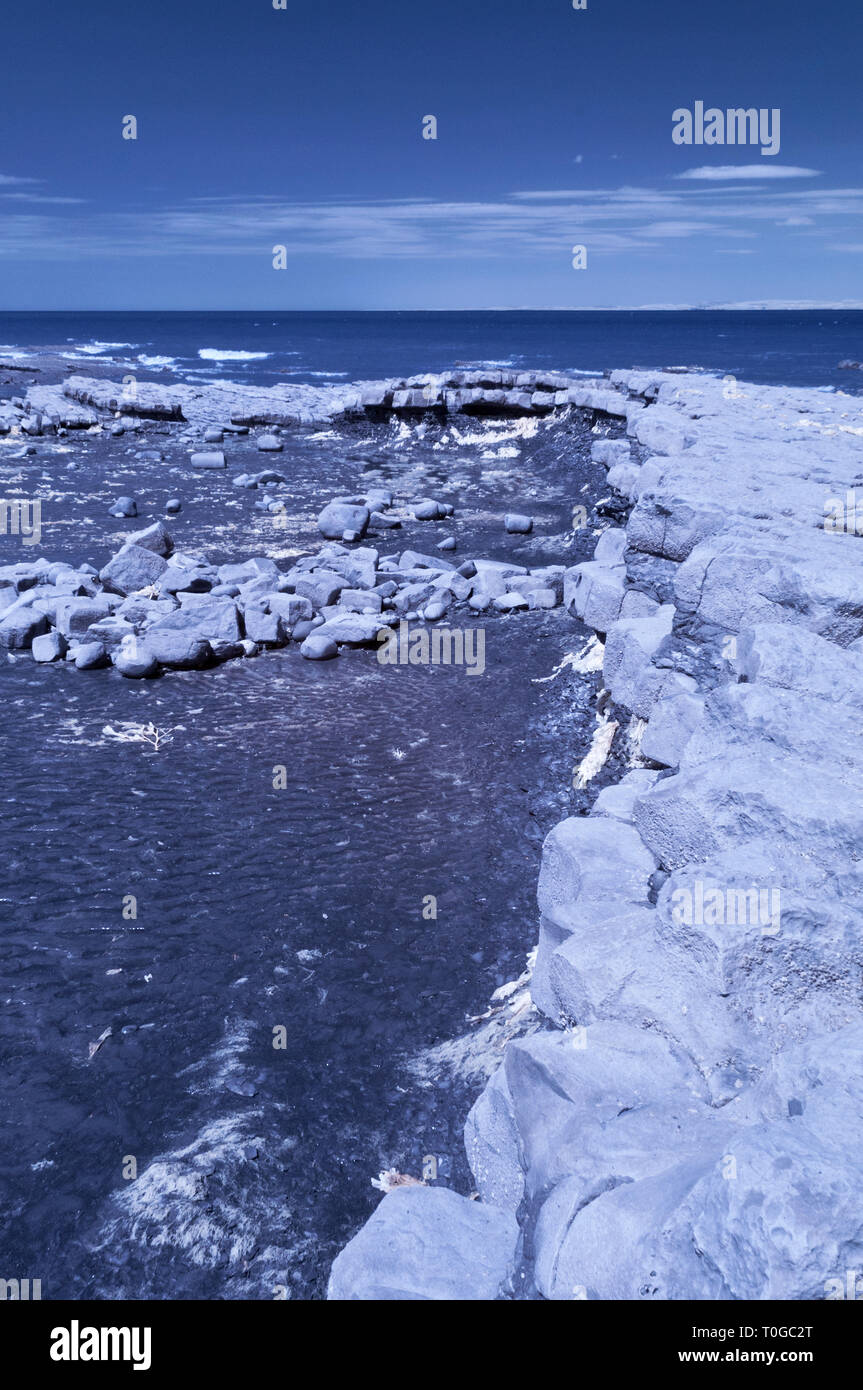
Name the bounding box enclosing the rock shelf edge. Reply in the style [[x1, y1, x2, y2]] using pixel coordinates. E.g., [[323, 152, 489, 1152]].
[[328, 367, 863, 1301]]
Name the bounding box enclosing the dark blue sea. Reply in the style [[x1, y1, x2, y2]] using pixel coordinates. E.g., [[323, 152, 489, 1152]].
[[1, 309, 861, 390], [0, 308, 858, 1302]]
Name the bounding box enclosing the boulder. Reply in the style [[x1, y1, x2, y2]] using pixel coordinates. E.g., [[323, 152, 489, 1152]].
[[100, 544, 169, 596], [300, 633, 338, 660], [74, 641, 109, 670], [317, 502, 369, 541], [327, 1186, 519, 1301], [242, 608, 286, 646], [314, 613, 390, 647], [32, 630, 67, 662], [113, 640, 160, 679], [125, 521, 173, 557], [292, 570, 345, 609], [143, 630, 212, 670], [55, 596, 117, 638]]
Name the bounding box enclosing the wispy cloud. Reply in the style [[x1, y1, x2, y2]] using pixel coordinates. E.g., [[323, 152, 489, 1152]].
[[0, 177, 860, 267], [1, 193, 84, 205], [674, 165, 820, 181], [0, 174, 40, 187]]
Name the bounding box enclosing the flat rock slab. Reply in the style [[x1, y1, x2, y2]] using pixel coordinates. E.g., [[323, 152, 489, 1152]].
[[327, 1186, 519, 1300]]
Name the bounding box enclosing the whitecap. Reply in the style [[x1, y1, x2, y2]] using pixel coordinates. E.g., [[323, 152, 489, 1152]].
[[137, 354, 176, 368], [198, 348, 271, 361], [69, 341, 137, 355]]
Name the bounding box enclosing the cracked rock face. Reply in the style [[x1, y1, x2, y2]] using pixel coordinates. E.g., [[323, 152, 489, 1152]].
[[330, 369, 863, 1301]]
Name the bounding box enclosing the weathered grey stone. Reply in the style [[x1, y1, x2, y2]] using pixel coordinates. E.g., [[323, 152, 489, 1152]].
[[100, 544, 169, 596], [300, 633, 338, 660], [109, 496, 137, 518], [327, 1186, 519, 1301], [242, 608, 285, 646], [641, 690, 706, 768], [292, 569, 345, 609], [113, 640, 159, 679], [602, 605, 676, 717], [314, 613, 390, 647], [317, 502, 369, 540], [32, 630, 67, 662], [54, 595, 117, 638], [74, 641, 109, 670], [189, 451, 226, 469], [125, 521, 173, 557], [143, 630, 212, 670]]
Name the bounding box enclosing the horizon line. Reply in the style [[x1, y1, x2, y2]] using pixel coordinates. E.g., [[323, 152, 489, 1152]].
[[3, 303, 863, 314]]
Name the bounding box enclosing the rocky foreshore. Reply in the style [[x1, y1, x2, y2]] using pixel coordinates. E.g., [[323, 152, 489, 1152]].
[[0, 509, 563, 676], [0, 366, 612, 676], [0, 367, 624, 435], [328, 369, 863, 1300]]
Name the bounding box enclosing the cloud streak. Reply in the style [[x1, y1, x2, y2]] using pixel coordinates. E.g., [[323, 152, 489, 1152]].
[[0, 179, 859, 265], [674, 165, 821, 181]]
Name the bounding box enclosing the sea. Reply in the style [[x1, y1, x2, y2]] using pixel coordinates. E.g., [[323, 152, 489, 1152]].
[[0, 310, 858, 1300], [0, 308, 860, 390]]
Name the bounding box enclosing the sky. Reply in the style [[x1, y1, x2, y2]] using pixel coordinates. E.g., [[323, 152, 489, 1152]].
[[0, 0, 860, 309]]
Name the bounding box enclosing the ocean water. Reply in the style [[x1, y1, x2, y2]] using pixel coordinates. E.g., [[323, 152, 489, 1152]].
[[1, 309, 861, 390], [0, 383, 614, 1299], [0, 309, 857, 1301]]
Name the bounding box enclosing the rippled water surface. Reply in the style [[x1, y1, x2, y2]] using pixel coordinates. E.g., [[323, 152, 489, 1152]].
[[1, 406, 611, 1297]]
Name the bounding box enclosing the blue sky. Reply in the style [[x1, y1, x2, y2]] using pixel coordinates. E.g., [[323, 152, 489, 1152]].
[[0, 0, 860, 308]]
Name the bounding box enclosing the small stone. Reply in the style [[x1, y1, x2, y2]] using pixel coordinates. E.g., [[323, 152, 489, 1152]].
[[165, 498, 182, 514], [414, 500, 444, 521], [189, 451, 226, 469], [504, 513, 533, 534], [257, 434, 283, 452], [109, 496, 137, 518]]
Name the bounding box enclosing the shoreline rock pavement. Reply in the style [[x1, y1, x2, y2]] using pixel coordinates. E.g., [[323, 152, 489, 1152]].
[[327, 368, 863, 1301]]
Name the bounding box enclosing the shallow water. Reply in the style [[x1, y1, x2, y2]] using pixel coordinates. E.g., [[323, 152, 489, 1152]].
[[0, 407, 612, 1298]]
